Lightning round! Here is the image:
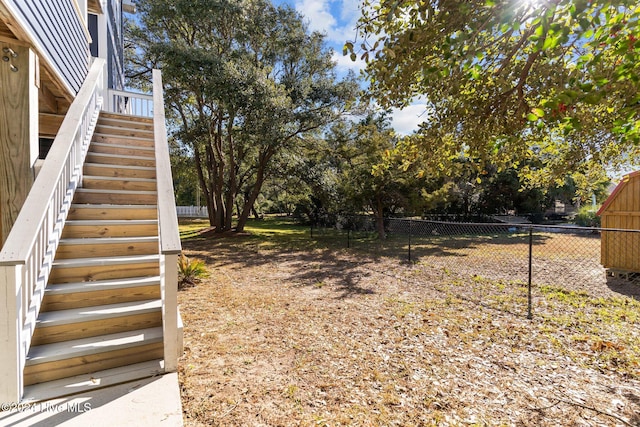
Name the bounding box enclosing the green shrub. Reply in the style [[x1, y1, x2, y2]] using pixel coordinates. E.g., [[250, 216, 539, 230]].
[[178, 254, 208, 288], [574, 206, 601, 227]]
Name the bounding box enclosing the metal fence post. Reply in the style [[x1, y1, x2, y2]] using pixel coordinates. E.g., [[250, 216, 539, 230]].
[[527, 226, 533, 320], [347, 228, 351, 249], [408, 219, 412, 262]]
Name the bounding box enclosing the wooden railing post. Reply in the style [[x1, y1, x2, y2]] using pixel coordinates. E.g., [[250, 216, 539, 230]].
[[0, 264, 23, 402], [152, 69, 182, 371]]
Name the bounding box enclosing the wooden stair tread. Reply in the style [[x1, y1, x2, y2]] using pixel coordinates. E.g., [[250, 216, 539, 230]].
[[98, 112, 153, 127], [60, 219, 159, 238], [22, 360, 165, 403], [26, 327, 163, 365], [45, 276, 161, 295], [97, 117, 153, 128], [93, 131, 154, 142], [87, 151, 155, 161], [71, 203, 158, 209], [90, 141, 155, 152], [84, 162, 156, 172], [52, 254, 160, 268], [82, 175, 157, 184], [59, 236, 159, 245], [95, 123, 154, 134], [36, 299, 162, 327], [55, 236, 160, 258], [75, 188, 158, 195], [64, 219, 158, 226], [98, 111, 154, 123], [67, 205, 158, 221]]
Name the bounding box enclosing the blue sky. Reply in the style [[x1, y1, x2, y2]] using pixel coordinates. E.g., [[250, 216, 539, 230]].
[[275, 0, 428, 135]]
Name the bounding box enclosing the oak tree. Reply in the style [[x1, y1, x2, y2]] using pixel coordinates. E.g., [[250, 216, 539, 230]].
[[128, 0, 358, 232]]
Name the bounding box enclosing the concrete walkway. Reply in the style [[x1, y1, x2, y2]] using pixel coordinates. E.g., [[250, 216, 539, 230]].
[[0, 373, 183, 427]]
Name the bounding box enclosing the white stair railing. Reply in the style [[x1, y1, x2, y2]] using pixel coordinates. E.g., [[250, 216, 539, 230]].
[[152, 69, 182, 371], [107, 88, 153, 117], [0, 58, 105, 402]]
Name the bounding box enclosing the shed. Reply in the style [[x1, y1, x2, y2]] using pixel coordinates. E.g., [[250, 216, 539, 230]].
[[597, 171, 640, 274]]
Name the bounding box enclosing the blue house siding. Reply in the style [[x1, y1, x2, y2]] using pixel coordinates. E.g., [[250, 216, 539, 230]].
[[88, 0, 124, 91], [106, 0, 124, 90], [9, 0, 89, 94]]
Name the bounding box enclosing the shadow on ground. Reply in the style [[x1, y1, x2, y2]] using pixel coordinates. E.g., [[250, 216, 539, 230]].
[[182, 234, 377, 299]]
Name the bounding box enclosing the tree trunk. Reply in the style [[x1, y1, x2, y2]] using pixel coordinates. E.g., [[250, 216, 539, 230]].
[[209, 118, 226, 232], [193, 144, 216, 227], [236, 179, 264, 231], [251, 204, 261, 219], [236, 149, 272, 232], [224, 113, 237, 231], [235, 199, 242, 221], [373, 193, 386, 239]]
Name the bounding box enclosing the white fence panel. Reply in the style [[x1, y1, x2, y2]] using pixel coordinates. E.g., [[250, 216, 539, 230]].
[[176, 206, 209, 218]]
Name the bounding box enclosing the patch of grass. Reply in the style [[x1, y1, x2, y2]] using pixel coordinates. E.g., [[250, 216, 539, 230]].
[[179, 216, 309, 238], [538, 283, 640, 377], [540, 285, 589, 307], [245, 217, 308, 236], [180, 216, 345, 253], [178, 219, 210, 239], [394, 300, 416, 319]]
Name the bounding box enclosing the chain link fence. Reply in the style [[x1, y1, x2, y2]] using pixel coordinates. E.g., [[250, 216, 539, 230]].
[[310, 216, 640, 316]]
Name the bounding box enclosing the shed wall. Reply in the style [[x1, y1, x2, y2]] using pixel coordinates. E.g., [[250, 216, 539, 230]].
[[600, 174, 640, 272]]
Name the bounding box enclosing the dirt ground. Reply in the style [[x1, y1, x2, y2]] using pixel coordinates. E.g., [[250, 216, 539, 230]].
[[177, 229, 640, 426]]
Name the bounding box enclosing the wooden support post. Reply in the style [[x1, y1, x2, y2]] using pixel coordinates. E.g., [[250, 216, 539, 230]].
[[0, 264, 23, 402], [0, 42, 38, 247], [161, 253, 179, 372]]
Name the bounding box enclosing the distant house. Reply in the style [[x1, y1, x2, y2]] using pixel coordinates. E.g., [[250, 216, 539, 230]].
[[597, 171, 640, 275], [0, 0, 181, 403], [543, 198, 578, 220]]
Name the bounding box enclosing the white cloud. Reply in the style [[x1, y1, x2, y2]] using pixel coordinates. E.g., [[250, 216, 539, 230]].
[[294, 0, 359, 45], [331, 50, 365, 74], [295, 0, 336, 34], [390, 101, 429, 135], [338, 0, 360, 23]]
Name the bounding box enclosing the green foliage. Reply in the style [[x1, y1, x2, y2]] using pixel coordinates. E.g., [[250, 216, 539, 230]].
[[178, 254, 208, 288], [290, 112, 429, 237], [475, 167, 547, 215], [170, 139, 201, 206], [538, 284, 640, 376], [574, 205, 601, 227], [348, 0, 640, 184]]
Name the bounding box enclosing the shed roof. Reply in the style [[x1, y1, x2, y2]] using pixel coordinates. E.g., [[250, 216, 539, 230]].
[[597, 170, 640, 216]]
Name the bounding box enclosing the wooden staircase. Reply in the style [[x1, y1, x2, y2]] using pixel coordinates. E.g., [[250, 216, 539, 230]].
[[23, 112, 165, 393]]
